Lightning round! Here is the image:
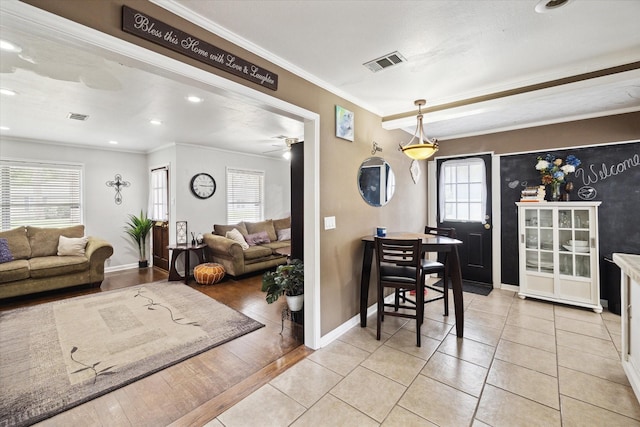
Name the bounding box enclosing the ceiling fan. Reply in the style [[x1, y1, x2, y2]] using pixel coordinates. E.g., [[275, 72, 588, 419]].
[[263, 137, 299, 158]]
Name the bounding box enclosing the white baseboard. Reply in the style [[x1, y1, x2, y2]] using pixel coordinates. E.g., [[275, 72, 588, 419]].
[[319, 294, 395, 348], [499, 283, 520, 293], [105, 263, 138, 273]]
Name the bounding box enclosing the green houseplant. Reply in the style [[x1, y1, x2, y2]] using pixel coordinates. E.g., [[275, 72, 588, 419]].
[[124, 210, 154, 268], [261, 259, 304, 311]]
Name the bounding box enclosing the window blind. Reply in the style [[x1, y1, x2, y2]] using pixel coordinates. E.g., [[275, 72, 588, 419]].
[[226, 168, 264, 224], [0, 161, 82, 230]]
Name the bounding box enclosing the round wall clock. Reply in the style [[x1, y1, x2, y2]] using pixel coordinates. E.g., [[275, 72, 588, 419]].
[[190, 173, 216, 199]]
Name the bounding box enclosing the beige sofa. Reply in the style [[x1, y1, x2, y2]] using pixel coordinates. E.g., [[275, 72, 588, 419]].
[[0, 225, 114, 299], [203, 217, 291, 277]]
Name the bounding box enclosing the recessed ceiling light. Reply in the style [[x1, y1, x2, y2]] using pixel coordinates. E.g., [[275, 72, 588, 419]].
[[0, 126, 9, 131], [0, 40, 22, 53], [0, 88, 17, 96], [109, 140, 119, 145], [150, 119, 162, 125], [187, 95, 203, 103], [535, 0, 573, 13]]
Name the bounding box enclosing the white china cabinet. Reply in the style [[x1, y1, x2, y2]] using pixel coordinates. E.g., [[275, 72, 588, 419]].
[[516, 202, 602, 313], [613, 253, 640, 402]]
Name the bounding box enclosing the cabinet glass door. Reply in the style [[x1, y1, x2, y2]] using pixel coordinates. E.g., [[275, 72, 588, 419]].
[[558, 208, 591, 278], [525, 208, 554, 273]]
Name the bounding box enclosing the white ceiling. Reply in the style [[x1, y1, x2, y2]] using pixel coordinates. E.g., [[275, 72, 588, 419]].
[[1, 0, 639, 156]]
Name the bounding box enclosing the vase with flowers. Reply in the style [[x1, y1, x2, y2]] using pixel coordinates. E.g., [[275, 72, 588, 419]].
[[535, 154, 581, 201]]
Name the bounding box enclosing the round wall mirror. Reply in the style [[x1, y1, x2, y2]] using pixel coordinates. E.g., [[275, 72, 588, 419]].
[[357, 157, 396, 207]]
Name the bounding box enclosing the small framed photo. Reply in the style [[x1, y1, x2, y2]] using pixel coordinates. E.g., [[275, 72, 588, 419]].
[[335, 105, 354, 141], [176, 221, 188, 245]]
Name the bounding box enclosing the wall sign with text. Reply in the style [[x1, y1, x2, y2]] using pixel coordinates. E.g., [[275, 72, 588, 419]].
[[122, 6, 278, 91]]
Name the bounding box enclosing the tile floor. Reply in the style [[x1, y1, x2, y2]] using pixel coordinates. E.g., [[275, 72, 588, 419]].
[[206, 288, 640, 426]]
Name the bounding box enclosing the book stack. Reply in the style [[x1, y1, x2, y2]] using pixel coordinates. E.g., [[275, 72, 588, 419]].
[[520, 185, 546, 202]]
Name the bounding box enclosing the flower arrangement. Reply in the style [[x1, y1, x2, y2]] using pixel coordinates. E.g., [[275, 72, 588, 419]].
[[536, 154, 581, 185], [535, 154, 581, 200]]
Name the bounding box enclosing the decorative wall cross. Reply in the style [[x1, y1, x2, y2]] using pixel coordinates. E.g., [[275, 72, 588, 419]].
[[106, 174, 131, 205]]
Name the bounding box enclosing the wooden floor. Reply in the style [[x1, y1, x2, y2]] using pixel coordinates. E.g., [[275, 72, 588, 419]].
[[0, 268, 309, 426]]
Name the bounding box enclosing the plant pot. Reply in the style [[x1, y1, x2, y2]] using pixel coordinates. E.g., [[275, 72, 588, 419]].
[[285, 294, 304, 312], [138, 260, 149, 268]]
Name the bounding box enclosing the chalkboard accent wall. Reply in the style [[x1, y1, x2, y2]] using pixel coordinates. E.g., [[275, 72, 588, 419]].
[[500, 141, 640, 287]]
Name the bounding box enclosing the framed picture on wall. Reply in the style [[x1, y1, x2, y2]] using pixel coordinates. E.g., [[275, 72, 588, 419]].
[[335, 105, 354, 141]]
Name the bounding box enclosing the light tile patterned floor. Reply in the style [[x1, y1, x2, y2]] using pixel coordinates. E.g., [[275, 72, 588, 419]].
[[210, 288, 640, 426]]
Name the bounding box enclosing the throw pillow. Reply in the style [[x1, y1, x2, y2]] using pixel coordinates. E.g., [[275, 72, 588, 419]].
[[0, 238, 13, 263], [57, 235, 89, 256], [277, 227, 291, 241], [245, 231, 270, 246], [225, 228, 249, 250], [245, 219, 277, 242]]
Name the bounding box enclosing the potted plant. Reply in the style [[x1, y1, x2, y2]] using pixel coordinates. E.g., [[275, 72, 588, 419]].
[[124, 210, 154, 268], [261, 259, 304, 311]]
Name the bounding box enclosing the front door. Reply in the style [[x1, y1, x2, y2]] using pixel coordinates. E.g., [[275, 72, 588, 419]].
[[437, 154, 492, 285], [152, 222, 169, 270]]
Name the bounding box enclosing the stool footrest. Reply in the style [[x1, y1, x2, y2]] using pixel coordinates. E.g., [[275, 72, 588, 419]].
[[194, 263, 226, 285]]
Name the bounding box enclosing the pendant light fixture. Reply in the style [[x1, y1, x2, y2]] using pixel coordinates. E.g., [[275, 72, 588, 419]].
[[399, 99, 439, 160]]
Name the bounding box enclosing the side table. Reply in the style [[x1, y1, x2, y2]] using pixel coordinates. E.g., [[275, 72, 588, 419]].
[[167, 243, 206, 284]]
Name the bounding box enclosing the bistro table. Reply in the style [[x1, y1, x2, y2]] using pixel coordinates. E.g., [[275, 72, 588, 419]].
[[167, 243, 207, 284], [360, 232, 465, 338]]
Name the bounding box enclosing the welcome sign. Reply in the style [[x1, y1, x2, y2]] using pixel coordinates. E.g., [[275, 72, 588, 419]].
[[122, 6, 278, 91]]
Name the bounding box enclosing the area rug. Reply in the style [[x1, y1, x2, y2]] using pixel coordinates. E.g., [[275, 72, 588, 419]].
[[0, 282, 264, 427], [432, 278, 493, 296]]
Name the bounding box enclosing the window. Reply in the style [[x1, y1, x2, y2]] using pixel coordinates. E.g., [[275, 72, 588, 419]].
[[150, 167, 168, 221], [0, 160, 82, 230], [226, 168, 264, 223], [439, 158, 487, 223]]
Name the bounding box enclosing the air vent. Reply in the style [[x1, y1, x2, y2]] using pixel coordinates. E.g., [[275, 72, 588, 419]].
[[67, 112, 89, 121], [363, 51, 406, 73]]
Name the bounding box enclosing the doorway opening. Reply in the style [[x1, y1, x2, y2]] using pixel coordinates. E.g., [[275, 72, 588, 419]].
[[5, 1, 321, 349]]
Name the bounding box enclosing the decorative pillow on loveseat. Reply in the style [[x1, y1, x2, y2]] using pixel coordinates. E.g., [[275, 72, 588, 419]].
[[225, 228, 249, 250], [57, 235, 89, 256], [245, 231, 270, 246], [0, 238, 13, 263], [277, 228, 291, 242], [245, 219, 277, 242]]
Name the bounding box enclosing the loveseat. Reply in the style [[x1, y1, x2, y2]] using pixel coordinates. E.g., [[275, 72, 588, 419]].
[[0, 225, 114, 299], [203, 217, 291, 277]]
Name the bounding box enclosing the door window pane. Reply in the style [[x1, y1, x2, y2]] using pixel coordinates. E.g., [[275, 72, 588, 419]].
[[439, 158, 487, 223], [150, 167, 168, 221]]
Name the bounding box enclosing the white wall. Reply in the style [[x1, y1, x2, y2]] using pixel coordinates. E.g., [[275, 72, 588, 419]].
[[1, 139, 291, 270], [173, 144, 291, 240], [0, 138, 148, 268]]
